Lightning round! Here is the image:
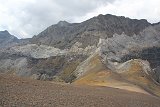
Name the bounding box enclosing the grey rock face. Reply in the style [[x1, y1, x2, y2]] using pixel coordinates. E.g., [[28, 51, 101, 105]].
[[0, 50, 87, 81], [1, 43, 95, 59], [31, 14, 151, 49], [9, 44, 67, 58], [0, 57, 30, 76], [0, 30, 19, 48], [0, 30, 31, 49], [99, 24, 160, 61], [97, 23, 160, 82], [57, 21, 70, 27]]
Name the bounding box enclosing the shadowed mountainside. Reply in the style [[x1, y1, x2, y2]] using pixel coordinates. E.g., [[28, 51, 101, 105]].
[[31, 14, 151, 49], [0, 30, 19, 48]]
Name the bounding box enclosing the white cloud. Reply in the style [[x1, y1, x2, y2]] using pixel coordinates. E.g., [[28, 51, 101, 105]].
[[75, 0, 160, 23], [0, 0, 111, 38], [0, 0, 160, 38]]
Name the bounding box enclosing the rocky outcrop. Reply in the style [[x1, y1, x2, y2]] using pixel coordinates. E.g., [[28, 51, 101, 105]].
[[9, 44, 67, 58], [0, 35, 95, 82], [96, 23, 160, 83], [0, 52, 87, 81]]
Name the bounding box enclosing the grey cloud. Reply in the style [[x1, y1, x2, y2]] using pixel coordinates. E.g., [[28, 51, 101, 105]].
[[1, 0, 112, 38], [0, 0, 159, 38]]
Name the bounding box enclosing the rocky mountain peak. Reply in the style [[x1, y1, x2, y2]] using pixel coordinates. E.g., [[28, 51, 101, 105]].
[[0, 30, 19, 48], [57, 21, 70, 27], [31, 14, 152, 49], [0, 30, 14, 38], [1, 30, 9, 33]]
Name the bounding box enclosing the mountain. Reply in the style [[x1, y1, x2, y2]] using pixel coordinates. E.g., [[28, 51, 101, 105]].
[[31, 14, 151, 49], [74, 53, 160, 96], [0, 14, 160, 97], [0, 30, 19, 48]]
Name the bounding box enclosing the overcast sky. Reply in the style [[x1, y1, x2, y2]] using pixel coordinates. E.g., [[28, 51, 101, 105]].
[[0, 0, 160, 38]]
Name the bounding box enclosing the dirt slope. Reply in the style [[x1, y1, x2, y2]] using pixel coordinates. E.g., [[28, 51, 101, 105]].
[[74, 69, 149, 94], [74, 55, 160, 96], [0, 73, 160, 107]]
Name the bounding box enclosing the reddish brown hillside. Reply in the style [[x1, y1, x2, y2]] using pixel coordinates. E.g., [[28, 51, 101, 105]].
[[0, 74, 160, 107]]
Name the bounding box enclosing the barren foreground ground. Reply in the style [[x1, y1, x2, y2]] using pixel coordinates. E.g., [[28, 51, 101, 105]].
[[0, 74, 160, 107]]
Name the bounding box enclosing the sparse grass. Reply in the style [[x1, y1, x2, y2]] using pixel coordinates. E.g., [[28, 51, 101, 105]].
[[75, 70, 111, 86], [75, 57, 160, 96], [120, 60, 160, 97], [58, 60, 81, 83], [74, 54, 107, 85], [81, 54, 106, 76]]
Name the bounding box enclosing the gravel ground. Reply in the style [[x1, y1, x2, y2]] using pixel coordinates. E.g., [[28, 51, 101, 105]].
[[0, 74, 160, 107]]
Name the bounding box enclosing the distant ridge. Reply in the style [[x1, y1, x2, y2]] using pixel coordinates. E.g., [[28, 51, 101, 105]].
[[31, 14, 151, 49]]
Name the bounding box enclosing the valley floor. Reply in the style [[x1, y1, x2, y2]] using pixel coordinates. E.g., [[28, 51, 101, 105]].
[[0, 74, 160, 107]]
